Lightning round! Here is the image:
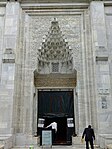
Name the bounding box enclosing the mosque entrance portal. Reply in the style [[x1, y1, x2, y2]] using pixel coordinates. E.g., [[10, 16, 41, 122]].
[[34, 18, 77, 144], [38, 91, 75, 145]]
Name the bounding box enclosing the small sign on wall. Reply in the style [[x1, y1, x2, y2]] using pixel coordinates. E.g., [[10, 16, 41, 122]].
[[42, 130, 52, 147], [67, 118, 74, 127], [38, 118, 45, 128]]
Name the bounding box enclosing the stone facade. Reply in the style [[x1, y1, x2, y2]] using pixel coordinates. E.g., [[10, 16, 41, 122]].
[[0, 0, 112, 148]]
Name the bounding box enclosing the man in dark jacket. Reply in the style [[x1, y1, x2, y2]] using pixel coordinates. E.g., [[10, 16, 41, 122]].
[[82, 125, 95, 149]]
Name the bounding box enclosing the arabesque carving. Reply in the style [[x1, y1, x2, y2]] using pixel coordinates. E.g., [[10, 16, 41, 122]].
[[37, 18, 73, 74], [30, 16, 81, 72]]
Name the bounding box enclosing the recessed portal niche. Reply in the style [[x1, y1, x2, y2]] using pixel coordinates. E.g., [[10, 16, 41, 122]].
[[38, 91, 75, 145]]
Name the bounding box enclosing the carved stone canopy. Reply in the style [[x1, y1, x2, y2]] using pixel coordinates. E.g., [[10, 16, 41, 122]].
[[37, 18, 74, 74], [38, 18, 72, 62]]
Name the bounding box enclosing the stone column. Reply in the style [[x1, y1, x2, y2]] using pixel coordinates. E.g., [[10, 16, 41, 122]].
[[0, 1, 21, 135], [4, 1, 22, 134], [73, 88, 79, 135], [77, 11, 91, 134], [90, 1, 108, 133], [90, 1, 107, 49], [21, 13, 37, 135], [0, 6, 5, 78]]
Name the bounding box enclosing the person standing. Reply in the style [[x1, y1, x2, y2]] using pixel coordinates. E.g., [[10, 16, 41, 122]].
[[46, 122, 57, 143], [46, 122, 57, 133], [82, 125, 95, 149]]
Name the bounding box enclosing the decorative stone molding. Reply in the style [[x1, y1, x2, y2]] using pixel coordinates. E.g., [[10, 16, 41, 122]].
[[37, 18, 73, 74], [98, 88, 109, 95], [95, 49, 108, 60], [2, 48, 15, 63], [34, 72, 77, 88], [20, 0, 110, 5], [96, 56, 108, 61], [30, 15, 81, 72]]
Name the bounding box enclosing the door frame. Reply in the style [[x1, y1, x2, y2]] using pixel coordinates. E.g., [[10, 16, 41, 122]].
[[33, 88, 78, 137]]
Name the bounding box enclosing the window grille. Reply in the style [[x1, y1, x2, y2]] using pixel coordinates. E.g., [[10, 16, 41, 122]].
[[52, 63, 59, 72]]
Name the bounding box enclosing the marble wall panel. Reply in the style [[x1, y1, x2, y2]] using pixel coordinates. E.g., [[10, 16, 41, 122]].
[[0, 2, 20, 135], [90, 1, 107, 48], [0, 9, 5, 79]]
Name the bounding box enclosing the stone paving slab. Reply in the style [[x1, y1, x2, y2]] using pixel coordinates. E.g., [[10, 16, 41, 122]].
[[12, 145, 101, 149]]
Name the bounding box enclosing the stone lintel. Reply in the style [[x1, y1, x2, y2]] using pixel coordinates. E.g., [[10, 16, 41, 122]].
[[20, 0, 112, 4], [34, 73, 77, 88], [21, 3, 89, 10]]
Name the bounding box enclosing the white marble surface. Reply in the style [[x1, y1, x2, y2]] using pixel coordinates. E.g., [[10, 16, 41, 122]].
[[0, 1, 112, 149]]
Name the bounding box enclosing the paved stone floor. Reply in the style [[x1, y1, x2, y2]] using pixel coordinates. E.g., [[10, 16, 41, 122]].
[[12, 145, 101, 149]]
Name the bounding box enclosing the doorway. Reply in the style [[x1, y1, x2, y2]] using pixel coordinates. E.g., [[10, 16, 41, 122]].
[[38, 91, 75, 145], [45, 117, 67, 144]]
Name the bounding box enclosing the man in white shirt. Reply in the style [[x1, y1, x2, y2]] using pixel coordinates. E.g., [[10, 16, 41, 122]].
[[46, 121, 57, 143], [46, 122, 57, 133]]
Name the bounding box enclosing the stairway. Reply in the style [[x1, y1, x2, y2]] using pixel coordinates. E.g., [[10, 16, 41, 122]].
[[12, 136, 101, 149], [73, 136, 102, 149], [72, 136, 85, 148]]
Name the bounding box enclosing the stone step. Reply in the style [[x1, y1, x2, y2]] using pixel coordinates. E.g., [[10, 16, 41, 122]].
[[12, 136, 101, 149], [12, 143, 101, 149]]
